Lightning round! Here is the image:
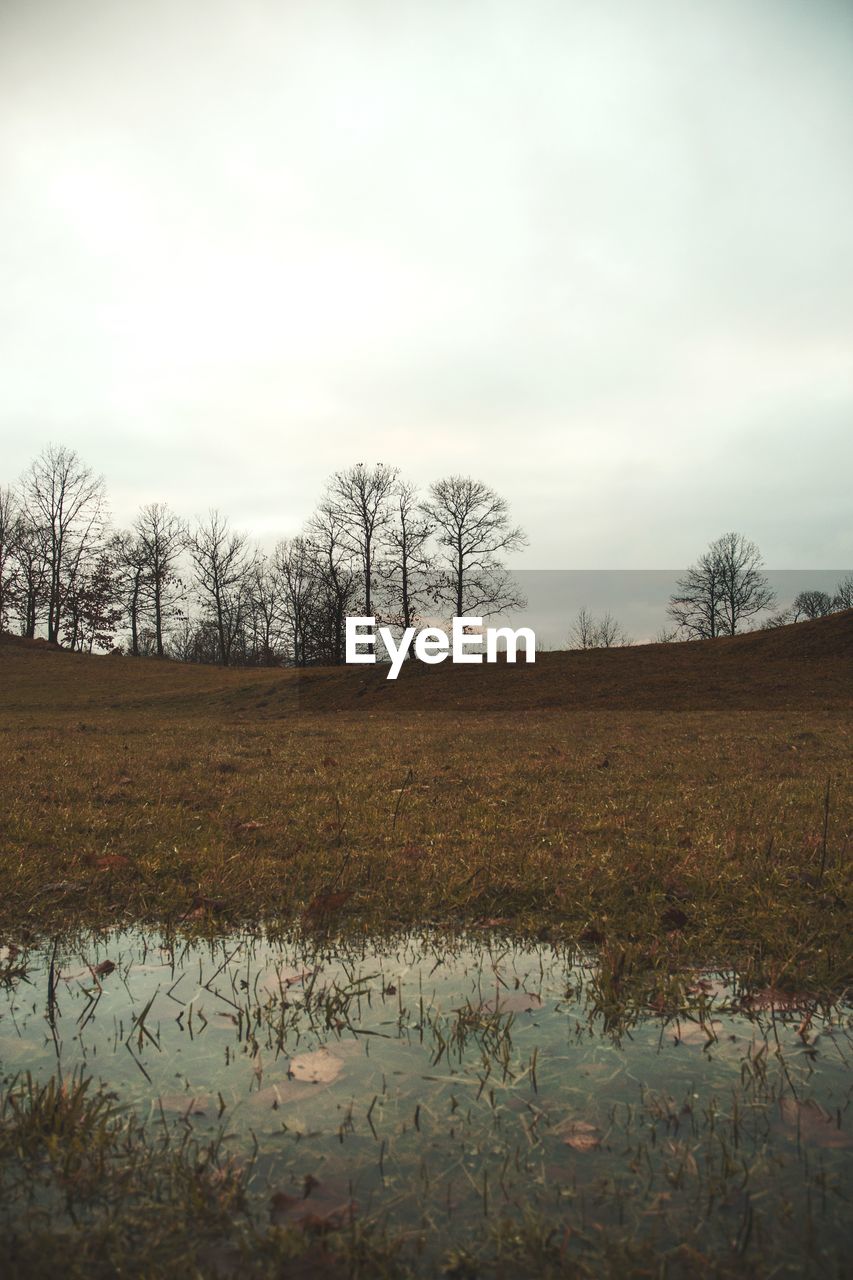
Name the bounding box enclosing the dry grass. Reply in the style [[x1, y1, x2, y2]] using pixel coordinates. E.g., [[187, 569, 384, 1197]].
[[0, 614, 850, 991]]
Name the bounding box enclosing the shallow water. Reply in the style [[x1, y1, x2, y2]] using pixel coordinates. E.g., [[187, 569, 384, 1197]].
[[1, 929, 851, 1272]]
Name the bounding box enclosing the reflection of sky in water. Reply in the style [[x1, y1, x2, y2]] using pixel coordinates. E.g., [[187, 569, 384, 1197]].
[[1, 929, 851, 1264]]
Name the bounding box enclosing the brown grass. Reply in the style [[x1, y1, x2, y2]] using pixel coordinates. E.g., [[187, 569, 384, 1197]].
[[0, 614, 850, 991]]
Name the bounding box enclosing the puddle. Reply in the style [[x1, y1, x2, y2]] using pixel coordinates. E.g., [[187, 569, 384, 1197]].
[[1, 929, 851, 1271]]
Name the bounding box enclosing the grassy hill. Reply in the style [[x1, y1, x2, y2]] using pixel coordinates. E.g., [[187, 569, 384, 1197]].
[[1, 608, 851, 719], [0, 614, 850, 994]]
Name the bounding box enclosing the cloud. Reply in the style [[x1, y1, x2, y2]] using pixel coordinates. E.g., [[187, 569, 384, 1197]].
[[0, 0, 851, 566]]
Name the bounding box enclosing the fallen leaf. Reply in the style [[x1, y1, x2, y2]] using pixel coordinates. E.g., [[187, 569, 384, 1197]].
[[61, 964, 114, 981], [259, 966, 319, 997], [743, 988, 811, 1013], [561, 1120, 602, 1152], [688, 976, 729, 1000], [283, 966, 319, 987], [288, 1048, 344, 1085]]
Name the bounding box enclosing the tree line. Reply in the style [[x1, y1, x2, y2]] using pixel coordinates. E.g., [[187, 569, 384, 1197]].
[[1, 449, 847, 662], [0, 445, 527, 664], [569, 533, 851, 649]]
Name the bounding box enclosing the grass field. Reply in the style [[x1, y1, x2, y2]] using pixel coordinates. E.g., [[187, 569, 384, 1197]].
[[0, 612, 850, 988], [0, 615, 851, 1278]]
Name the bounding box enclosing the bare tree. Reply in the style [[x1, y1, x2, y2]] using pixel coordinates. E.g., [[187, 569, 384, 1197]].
[[0, 485, 20, 632], [793, 589, 834, 621], [188, 511, 251, 666], [305, 503, 360, 664], [714, 532, 775, 634], [133, 503, 186, 656], [167, 613, 205, 664], [21, 445, 106, 644], [570, 606, 597, 650], [381, 480, 434, 629], [570, 607, 631, 649], [667, 549, 725, 639], [832, 574, 853, 611], [61, 544, 124, 653], [244, 552, 289, 666], [668, 533, 774, 638], [323, 463, 398, 615], [9, 513, 49, 638], [422, 475, 527, 617], [115, 530, 148, 657], [275, 536, 318, 667]]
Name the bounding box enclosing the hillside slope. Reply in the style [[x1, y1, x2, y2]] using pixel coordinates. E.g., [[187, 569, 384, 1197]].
[[1, 610, 850, 718]]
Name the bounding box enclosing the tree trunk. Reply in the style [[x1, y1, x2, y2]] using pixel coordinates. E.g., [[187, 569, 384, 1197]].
[[130, 578, 140, 656], [154, 576, 164, 656]]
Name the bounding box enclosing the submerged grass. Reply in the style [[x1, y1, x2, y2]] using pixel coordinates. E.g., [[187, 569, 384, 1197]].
[[0, 1069, 325, 1280], [1, 930, 850, 1279]]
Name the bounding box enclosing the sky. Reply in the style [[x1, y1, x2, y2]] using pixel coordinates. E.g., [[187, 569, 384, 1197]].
[[1, 0, 851, 570]]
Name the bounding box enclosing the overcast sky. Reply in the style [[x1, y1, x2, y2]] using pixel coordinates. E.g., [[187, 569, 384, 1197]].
[[1, 0, 851, 569]]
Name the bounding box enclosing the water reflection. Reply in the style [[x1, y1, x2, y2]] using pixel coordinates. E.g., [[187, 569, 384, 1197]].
[[1, 930, 850, 1270]]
